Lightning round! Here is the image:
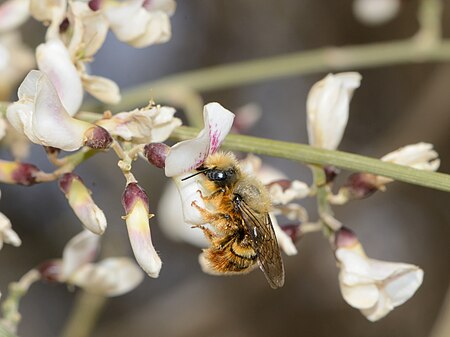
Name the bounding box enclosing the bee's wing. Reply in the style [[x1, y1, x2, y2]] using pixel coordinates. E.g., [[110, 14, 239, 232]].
[[238, 201, 285, 289]]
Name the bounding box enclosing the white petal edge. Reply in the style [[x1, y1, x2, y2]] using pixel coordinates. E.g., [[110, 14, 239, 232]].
[[165, 102, 235, 177]]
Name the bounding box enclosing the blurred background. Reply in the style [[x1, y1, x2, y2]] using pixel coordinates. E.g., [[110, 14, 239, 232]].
[[0, 0, 449, 336]]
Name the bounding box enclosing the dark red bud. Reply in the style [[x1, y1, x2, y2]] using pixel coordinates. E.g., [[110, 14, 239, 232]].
[[324, 166, 340, 184], [122, 182, 149, 214], [12, 163, 40, 186], [38, 260, 62, 283], [84, 126, 113, 150], [59, 173, 82, 194], [345, 173, 379, 199], [88, 0, 102, 11], [280, 223, 302, 243], [59, 17, 70, 33], [334, 227, 358, 249], [144, 143, 170, 169]]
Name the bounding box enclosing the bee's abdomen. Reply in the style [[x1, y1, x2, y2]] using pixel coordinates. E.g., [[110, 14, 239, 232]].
[[204, 236, 257, 273]]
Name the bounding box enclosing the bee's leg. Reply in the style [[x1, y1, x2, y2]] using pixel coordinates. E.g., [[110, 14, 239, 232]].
[[197, 188, 225, 202], [191, 225, 216, 242], [191, 201, 234, 231]]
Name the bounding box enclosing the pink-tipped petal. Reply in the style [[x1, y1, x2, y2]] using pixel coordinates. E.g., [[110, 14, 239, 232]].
[[165, 102, 234, 177], [0, 0, 29, 33]]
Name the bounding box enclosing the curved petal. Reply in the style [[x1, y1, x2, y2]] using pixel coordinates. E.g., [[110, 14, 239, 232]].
[[127, 11, 171, 48], [70, 257, 144, 296], [61, 230, 100, 281], [307, 73, 361, 150], [32, 71, 92, 151], [36, 39, 83, 116], [165, 102, 235, 177], [381, 143, 440, 171], [271, 216, 297, 256], [157, 180, 209, 247], [81, 73, 121, 105], [340, 282, 380, 309]]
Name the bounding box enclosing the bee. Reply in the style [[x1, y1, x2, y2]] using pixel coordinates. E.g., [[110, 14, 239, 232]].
[[182, 152, 285, 289]]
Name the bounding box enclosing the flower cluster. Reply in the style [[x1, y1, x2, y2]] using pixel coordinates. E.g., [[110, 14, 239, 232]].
[[151, 72, 439, 321]]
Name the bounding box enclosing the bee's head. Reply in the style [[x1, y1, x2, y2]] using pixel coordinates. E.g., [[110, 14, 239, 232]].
[[181, 152, 239, 187], [200, 152, 239, 187]]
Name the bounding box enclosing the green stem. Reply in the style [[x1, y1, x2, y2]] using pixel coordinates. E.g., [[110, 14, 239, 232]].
[[94, 38, 450, 113], [170, 127, 450, 193], [59, 292, 107, 337]]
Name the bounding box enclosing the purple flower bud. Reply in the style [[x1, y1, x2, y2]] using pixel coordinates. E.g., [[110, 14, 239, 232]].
[[84, 126, 113, 150], [59, 173, 80, 194], [0, 160, 41, 186], [335, 227, 358, 249], [59, 17, 70, 33], [38, 260, 62, 283], [144, 143, 170, 169], [324, 166, 340, 184], [345, 173, 379, 199], [280, 223, 301, 243], [122, 183, 149, 214], [88, 0, 102, 11]]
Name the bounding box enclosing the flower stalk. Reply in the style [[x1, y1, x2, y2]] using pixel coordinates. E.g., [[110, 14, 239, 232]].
[[170, 126, 450, 192]]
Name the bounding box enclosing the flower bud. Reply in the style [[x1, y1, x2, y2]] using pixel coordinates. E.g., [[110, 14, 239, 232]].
[[334, 227, 359, 249], [37, 260, 63, 283], [344, 173, 379, 199], [0, 160, 40, 186], [324, 166, 340, 184], [122, 183, 162, 278], [144, 143, 170, 169], [88, 0, 101, 11], [59, 173, 107, 235], [83, 125, 113, 150], [280, 223, 302, 243]]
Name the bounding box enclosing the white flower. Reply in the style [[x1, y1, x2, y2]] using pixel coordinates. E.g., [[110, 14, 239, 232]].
[[122, 182, 162, 278], [55, 230, 144, 297], [97, 105, 181, 144], [6, 70, 112, 151], [307, 72, 361, 150], [353, 0, 401, 26], [36, 39, 83, 116], [0, 212, 21, 250], [59, 173, 107, 235], [0, 0, 30, 33], [335, 228, 423, 321], [102, 0, 176, 48]]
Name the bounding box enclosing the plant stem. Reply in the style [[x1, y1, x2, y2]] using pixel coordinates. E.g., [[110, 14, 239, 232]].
[[59, 292, 107, 337], [170, 127, 450, 193], [91, 38, 450, 113]]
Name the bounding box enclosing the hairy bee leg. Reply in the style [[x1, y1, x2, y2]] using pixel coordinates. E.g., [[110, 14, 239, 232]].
[[191, 201, 234, 230], [191, 224, 216, 242], [196, 188, 225, 206]]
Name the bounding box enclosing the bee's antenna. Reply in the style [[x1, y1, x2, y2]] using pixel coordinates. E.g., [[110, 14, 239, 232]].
[[181, 169, 208, 181]]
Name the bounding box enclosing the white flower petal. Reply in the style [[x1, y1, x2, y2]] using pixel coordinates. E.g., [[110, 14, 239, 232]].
[[125, 199, 162, 278], [0, 212, 21, 248], [307, 72, 361, 150], [61, 230, 100, 281], [353, 0, 401, 26], [81, 74, 121, 105], [127, 11, 171, 48], [381, 142, 440, 171], [36, 39, 83, 116], [271, 216, 297, 256], [336, 244, 424, 321], [70, 257, 144, 297], [157, 180, 209, 247], [29, 0, 66, 22], [165, 102, 235, 177], [143, 0, 176, 14], [32, 71, 92, 151], [0, 0, 29, 33], [268, 180, 310, 205]]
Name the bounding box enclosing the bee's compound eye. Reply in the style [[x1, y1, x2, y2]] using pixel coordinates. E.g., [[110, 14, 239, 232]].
[[208, 170, 226, 181]]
